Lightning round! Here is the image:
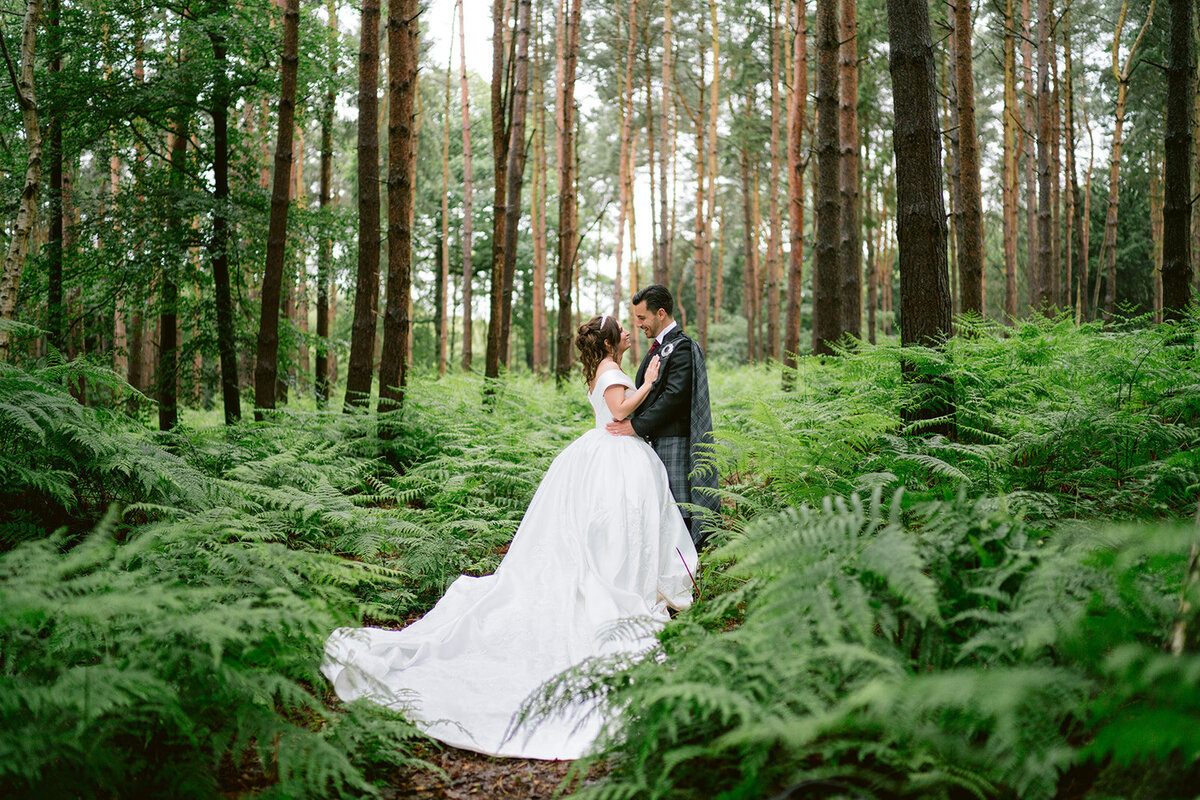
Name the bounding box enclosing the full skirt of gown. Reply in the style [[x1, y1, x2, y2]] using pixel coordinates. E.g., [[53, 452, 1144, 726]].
[[321, 372, 698, 760]]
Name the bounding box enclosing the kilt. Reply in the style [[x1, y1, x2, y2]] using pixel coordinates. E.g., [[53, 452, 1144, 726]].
[[653, 435, 691, 523]]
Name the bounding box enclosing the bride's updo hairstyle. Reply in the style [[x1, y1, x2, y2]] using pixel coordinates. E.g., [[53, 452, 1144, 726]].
[[575, 315, 621, 386]]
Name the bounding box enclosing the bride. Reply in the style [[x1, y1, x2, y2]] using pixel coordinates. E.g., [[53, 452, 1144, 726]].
[[322, 314, 699, 760]]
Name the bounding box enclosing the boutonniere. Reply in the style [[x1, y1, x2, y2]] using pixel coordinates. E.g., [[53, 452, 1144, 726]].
[[659, 341, 677, 360]]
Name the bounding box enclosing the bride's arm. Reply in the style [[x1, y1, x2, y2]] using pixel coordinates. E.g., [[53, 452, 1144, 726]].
[[603, 356, 660, 420]]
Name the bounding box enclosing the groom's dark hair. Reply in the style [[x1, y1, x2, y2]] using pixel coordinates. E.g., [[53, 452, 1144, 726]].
[[632, 284, 673, 316]]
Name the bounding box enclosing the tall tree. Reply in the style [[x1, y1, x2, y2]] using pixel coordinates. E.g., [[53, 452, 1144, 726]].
[[554, 0, 582, 385], [656, 0, 673, 287], [885, 0, 954, 428], [439, 25, 453, 376], [614, 0, 638, 327], [813, 0, 841, 356], [1002, 0, 1018, 320], [739, 88, 759, 363], [253, 0, 301, 419], [458, 0, 475, 371], [315, 0, 336, 404], [1163, 0, 1195, 318], [161, 109, 189, 431], [0, 0, 44, 359], [839, 0, 861, 339], [345, 0, 382, 406], [531, 0, 549, 372], [485, 0, 511, 378], [1021, 0, 1037, 313], [1033, 0, 1054, 312], [378, 0, 418, 411], [209, 13, 241, 422], [47, 0, 64, 354], [1099, 0, 1157, 319], [953, 0, 984, 315], [784, 0, 808, 372], [498, 0, 532, 370], [1064, 6, 1084, 318], [766, 0, 784, 358]]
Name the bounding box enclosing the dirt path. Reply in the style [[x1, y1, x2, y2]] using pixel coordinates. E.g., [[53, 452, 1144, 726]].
[[384, 746, 605, 799]]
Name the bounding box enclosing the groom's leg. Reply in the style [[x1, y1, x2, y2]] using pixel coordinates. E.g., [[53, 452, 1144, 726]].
[[654, 436, 691, 530]]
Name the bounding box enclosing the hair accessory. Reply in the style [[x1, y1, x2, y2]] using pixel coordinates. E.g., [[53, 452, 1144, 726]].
[[599, 315, 608, 330]]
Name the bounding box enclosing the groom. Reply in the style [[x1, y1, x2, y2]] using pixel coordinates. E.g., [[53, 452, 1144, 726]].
[[607, 285, 720, 546]]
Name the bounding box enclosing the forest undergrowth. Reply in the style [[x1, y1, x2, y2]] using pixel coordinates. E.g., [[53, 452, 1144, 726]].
[[2, 312, 1199, 799]]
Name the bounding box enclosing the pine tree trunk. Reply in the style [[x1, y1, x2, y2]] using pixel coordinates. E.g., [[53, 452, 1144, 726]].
[[1003, 0, 1018, 321], [1101, 0, 1157, 320], [438, 42, 452, 376], [458, 0, 475, 371], [703, 0, 720, 349], [740, 119, 759, 364], [813, 0, 841, 356], [954, 0, 985, 315], [46, 0, 64, 355], [784, 0, 807, 370], [210, 27, 241, 422], [499, 0, 532, 370], [1064, 8, 1083, 317], [344, 0, 381, 407], [378, 0, 418, 411], [0, 0, 44, 359], [656, 0, 673, 287], [485, 0, 511, 379], [689, 35, 710, 348], [1034, 0, 1054, 313], [1021, 0, 1038, 314], [885, 0, 954, 431], [161, 114, 189, 430], [838, 0, 861, 340], [531, 0, 548, 372], [1152, 148, 1165, 322], [1163, 0, 1194, 319], [315, 1, 336, 404], [766, 0, 783, 359], [554, 0, 582, 385], [1051, 35, 1063, 307]]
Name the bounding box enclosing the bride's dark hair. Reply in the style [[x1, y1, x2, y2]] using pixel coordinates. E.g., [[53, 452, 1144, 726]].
[[575, 315, 621, 386]]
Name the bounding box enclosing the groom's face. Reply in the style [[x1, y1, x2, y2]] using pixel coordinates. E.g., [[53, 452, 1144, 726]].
[[632, 301, 667, 339]]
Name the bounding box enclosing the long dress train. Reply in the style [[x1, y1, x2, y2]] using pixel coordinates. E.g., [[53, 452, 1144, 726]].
[[321, 369, 698, 760]]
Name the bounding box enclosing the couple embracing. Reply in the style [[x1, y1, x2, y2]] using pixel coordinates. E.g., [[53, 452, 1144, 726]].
[[323, 285, 719, 761]]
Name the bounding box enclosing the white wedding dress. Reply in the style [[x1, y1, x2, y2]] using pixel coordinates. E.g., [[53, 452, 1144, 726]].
[[322, 369, 698, 760]]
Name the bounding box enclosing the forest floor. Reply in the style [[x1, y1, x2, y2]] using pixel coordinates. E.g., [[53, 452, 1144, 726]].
[[385, 746, 605, 799]]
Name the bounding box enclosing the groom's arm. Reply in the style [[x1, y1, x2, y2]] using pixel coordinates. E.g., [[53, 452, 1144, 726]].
[[629, 339, 692, 439]]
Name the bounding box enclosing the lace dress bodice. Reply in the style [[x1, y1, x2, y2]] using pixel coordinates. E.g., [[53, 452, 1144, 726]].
[[588, 369, 636, 428]]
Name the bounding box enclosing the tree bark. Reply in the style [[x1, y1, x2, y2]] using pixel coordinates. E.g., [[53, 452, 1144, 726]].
[[838, 0, 861, 340], [740, 105, 759, 364], [885, 0, 954, 429], [554, 0, 582, 385], [703, 0, 720, 349], [1100, 0, 1157, 320], [954, 0, 984, 315], [1163, 0, 1195, 319], [254, 0, 300, 418], [531, 0, 548, 372], [765, 0, 784, 359], [210, 25, 241, 422], [1003, 0, 1018, 321], [1034, 0, 1054, 313], [656, 0, 673, 287], [813, 0, 841, 356], [378, 0, 418, 411], [47, 0, 64, 354], [315, 0, 336, 404], [161, 114, 189, 430], [485, 0, 511, 378], [0, 0, 43, 359], [439, 33, 453, 376], [1064, 6, 1084, 318], [784, 0, 808, 370], [458, 0, 475, 370], [345, 0, 381, 407], [498, 0, 532, 371]]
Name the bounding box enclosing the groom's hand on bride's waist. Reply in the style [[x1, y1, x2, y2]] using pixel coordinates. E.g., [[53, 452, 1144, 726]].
[[606, 419, 636, 437]]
